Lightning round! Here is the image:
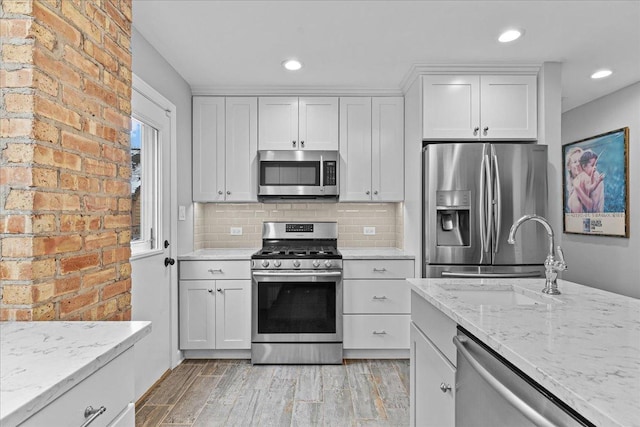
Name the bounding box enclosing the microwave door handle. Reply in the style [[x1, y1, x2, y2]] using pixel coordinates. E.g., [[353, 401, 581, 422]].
[[453, 336, 556, 427]]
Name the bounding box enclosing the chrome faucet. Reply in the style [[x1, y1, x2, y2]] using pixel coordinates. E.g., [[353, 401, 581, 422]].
[[507, 215, 567, 295]]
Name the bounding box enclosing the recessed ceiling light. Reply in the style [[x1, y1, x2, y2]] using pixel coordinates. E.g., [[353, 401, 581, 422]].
[[591, 69, 612, 79], [282, 59, 303, 71], [498, 29, 523, 43]]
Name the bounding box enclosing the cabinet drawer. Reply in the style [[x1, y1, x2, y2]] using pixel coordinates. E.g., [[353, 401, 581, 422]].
[[179, 260, 250, 280], [344, 314, 409, 349], [411, 290, 457, 365], [344, 280, 410, 314], [343, 259, 414, 279], [20, 348, 133, 427]]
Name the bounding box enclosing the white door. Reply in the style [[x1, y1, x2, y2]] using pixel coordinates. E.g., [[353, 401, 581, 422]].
[[299, 97, 339, 150], [372, 97, 404, 201], [192, 96, 225, 201], [258, 97, 298, 150], [422, 75, 480, 140], [225, 97, 258, 201], [215, 280, 251, 349], [179, 280, 216, 349], [339, 97, 372, 201], [480, 75, 538, 140], [130, 77, 176, 399]]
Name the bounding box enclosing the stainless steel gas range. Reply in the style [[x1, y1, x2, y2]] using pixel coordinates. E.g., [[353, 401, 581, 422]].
[[251, 222, 343, 364]]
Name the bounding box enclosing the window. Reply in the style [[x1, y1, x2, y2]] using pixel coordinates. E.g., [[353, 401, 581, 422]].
[[130, 117, 159, 254]]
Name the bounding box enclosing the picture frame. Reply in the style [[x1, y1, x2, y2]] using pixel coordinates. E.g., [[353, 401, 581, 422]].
[[562, 127, 629, 237]]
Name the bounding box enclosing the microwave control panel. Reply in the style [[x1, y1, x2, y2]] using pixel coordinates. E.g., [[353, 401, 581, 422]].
[[323, 161, 337, 186]]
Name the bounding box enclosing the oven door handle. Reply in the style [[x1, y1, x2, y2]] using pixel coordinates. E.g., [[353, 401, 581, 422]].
[[252, 271, 343, 277]]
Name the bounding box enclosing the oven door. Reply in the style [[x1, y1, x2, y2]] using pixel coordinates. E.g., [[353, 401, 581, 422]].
[[252, 270, 343, 343]]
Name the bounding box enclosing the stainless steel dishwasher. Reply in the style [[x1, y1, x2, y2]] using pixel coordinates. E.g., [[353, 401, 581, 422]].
[[453, 328, 595, 427]]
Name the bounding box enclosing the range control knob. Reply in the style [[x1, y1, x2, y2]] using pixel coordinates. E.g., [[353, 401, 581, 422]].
[[324, 260, 332, 268], [312, 260, 320, 268], [273, 260, 281, 268], [293, 260, 301, 268], [261, 260, 269, 268]]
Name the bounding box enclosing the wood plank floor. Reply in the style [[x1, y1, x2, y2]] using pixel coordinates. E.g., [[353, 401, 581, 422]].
[[135, 359, 410, 426]]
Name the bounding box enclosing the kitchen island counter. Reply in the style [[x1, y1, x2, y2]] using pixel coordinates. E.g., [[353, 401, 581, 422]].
[[0, 321, 151, 426], [408, 278, 640, 427]]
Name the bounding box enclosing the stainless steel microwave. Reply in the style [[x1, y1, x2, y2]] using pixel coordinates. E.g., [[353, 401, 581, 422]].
[[258, 150, 339, 201]]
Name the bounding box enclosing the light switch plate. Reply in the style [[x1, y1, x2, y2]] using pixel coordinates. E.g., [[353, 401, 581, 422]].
[[363, 226, 376, 235], [230, 227, 243, 236], [178, 205, 186, 221]]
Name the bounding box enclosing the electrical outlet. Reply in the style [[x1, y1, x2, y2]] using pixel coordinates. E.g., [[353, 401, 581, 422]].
[[230, 227, 243, 236], [363, 226, 376, 235], [178, 205, 186, 221]]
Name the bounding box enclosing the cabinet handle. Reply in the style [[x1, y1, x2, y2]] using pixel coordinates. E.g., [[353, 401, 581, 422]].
[[439, 382, 451, 393], [208, 289, 213, 293], [372, 295, 388, 300], [217, 288, 223, 292], [208, 268, 223, 274], [218, 190, 223, 195], [473, 127, 480, 136], [292, 140, 296, 147], [372, 330, 387, 335], [483, 126, 489, 135], [372, 268, 387, 273], [366, 190, 370, 195], [374, 190, 378, 195], [81, 406, 107, 427], [226, 191, 231, 195], [300, 140, 305, 147]]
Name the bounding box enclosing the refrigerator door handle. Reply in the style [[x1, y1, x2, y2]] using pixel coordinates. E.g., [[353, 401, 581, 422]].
[[484, 153, 493, 255], [479, 151, 488, 256], [492, 146, 502, 254]]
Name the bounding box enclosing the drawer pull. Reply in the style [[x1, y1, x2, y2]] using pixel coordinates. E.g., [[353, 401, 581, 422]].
[[81, 406, 106, 427], [372, 295, 388, 300], [439, 382, 452, 393], [372, 330, 387, 335], [208, 268, 223, 274], [372, 268, 387, 273]]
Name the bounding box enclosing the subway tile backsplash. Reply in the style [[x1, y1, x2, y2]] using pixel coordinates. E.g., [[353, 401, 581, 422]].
[[194, 202, 404, 249]]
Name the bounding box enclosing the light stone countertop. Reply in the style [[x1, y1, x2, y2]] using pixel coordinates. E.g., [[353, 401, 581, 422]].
[[178, 247, 415, 260], [0, 321, 152, 427], [408, 278, 640, 427]]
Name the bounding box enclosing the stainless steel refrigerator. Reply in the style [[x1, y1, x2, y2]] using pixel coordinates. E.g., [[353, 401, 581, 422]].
[[423, 143, 548, 278]]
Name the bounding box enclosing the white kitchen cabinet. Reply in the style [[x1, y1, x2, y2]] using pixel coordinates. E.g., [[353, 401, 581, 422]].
[[422, 74, 537, 141], [258, 97, 338, 150], [343, 258, 414, 354], [339, 97, 404, 201], [20, 348, 134, 427], [192, 96, 257, 202], [179, 260, 251, 350], [410, 289, 457, 427]]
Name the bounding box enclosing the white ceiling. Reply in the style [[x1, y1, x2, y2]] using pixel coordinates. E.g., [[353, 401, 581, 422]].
[[132, 0, 640, 112]]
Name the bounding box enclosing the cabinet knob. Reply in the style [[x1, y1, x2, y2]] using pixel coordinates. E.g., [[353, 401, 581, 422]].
[[218, 190, 223, 195], [473, 127, 480, 136], [217, 288, 223, 293], [208, 289, 213, 293], [374, 190, 378, 195], [292, 140, 296, 147], [483, 126, 489, 135], [226, 191, 231, 195], [440, 382, 452, 393], [366, 190, 370, 195], [300, 140, 305, 147]]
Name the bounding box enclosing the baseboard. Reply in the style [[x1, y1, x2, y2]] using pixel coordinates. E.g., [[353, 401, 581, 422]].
[[343, 349, 409, 359]]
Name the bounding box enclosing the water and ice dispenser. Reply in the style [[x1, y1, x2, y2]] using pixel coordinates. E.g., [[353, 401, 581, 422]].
[[436, 190, 470, 247]]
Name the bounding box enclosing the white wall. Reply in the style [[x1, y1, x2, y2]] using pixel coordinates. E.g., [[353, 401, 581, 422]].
[[560, 82, 640, 298], [131, 28, 194, 255]]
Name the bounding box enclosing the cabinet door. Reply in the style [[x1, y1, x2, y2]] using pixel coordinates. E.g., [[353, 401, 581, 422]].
[[410, 323, 455, 427], [339, 97, 372, 201], [372, 97, 404, 201], [193, 97, 225, 201], [422, 75, 480, 140], [215, 280, 251, 349], [225, 97, 258, 201], [179, 281, 215, 349], [480, 75, 537, 140], [299, 97, 339, 150], [258, 97, 298, 150]]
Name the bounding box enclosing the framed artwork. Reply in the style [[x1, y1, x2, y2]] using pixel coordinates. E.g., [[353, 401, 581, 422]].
[[562, 127, 629, 237]]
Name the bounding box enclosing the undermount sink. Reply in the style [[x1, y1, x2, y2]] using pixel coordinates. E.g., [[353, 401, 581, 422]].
[[437, 284, 561, 306]]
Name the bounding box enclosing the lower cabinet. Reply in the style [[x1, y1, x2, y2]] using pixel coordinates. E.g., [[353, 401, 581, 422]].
[[179, 261, 251, 350], [343, 258, 414, 354], [410, 290, 457, 427], [20, 348, 134, 427]]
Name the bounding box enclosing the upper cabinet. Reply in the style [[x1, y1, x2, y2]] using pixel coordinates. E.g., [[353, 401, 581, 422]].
[[422, 74, 537, 141], [340, 97, 404, 202], [193, 96, 258, 202], [258, 97, 339, 150]]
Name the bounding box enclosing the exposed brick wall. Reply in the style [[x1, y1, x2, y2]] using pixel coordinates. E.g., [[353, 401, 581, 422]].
[[1, 0, 133, 321]]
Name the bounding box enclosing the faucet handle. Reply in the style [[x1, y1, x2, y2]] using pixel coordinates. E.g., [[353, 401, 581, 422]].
[[555, 246, 567, 269]]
